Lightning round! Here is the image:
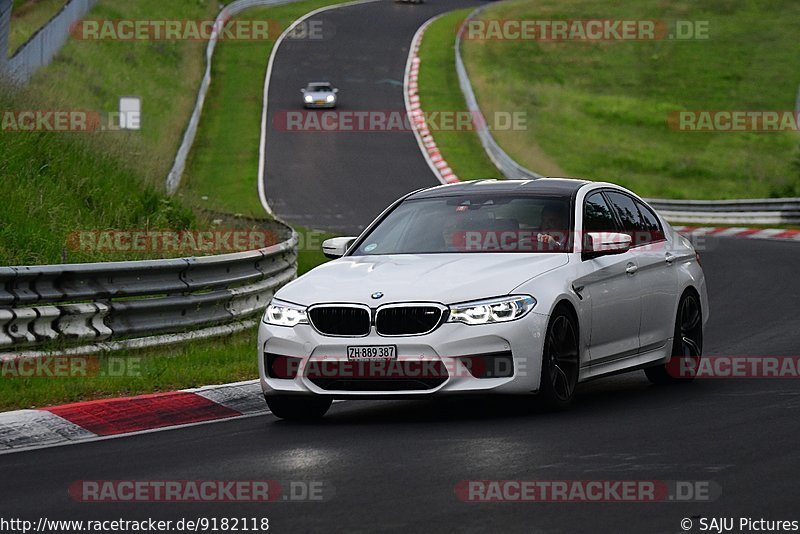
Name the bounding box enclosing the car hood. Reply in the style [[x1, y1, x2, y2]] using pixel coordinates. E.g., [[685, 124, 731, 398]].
[[276, 253, 569, 306]]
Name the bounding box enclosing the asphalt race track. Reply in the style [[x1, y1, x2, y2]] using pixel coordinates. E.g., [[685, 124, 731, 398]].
[[262, 0, 483, 233], [3, 2, 800, 533], [3, 236, 800, 533]]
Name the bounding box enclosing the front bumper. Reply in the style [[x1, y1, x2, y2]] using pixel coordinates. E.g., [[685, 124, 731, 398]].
[[303, 100, 336, 109], [258, 312, 549, 397]]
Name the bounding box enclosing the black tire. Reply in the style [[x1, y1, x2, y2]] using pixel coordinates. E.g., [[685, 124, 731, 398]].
[[645, 290, 703, 385], [266, 395, 332, 420], [538, 305, 580, 410]]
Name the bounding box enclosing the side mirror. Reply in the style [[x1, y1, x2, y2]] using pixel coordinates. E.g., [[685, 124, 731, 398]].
[[333, 88, 339, 93], [322, 237, 357, 259], [584, 232, 632, 258], [300, 88, 306, 93]]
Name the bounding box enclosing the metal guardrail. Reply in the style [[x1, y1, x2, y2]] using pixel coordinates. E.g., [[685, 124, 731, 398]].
[[644, 198, 800, 225], [3, 0, 98, 84], [455, 6, 799, 225], [0, 232, 297, 352], [0, 0, 11, 71], [166, 0, 304, 195], [454, 5, 541, 182]]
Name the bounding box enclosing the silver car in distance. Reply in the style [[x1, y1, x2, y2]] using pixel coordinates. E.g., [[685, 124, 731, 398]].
[[301, 81, 338, 108], [259, 179, 708, 419]]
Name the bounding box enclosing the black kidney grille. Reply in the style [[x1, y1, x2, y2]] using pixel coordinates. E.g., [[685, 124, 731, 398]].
[[308, 306, 370, 336], [376, 306, 443, 336]]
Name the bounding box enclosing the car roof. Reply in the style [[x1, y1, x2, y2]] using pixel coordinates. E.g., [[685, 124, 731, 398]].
[[407, 178, 591, 199], [306, 81, 332, 87]]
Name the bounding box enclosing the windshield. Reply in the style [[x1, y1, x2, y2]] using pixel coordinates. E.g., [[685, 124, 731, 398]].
[[351, 194, 573, 255], [307, 84, 332, 92]]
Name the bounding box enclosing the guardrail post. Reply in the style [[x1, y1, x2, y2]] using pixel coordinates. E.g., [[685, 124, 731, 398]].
[[32, 306, 60, 342], [0, 309, 14, 347], [0, 267, 16, 305], [8, 308, 36, 345], [58, 302, 112, 342]]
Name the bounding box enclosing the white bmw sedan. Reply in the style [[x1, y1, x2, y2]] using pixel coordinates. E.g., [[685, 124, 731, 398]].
[[259, 179, 708, 419]]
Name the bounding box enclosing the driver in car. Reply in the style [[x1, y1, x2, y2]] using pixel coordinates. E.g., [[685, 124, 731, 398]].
[[441, 207, 470, 251], [537, 205, 568, 251]]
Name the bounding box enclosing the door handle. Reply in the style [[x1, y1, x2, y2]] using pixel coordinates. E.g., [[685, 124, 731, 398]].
[[665, 253, 675, 264], [625, 263, 638, 275]]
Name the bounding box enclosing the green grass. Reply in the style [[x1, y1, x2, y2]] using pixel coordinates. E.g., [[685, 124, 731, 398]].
[[183, 0, 350, 216], [416, 10, 501, 180], [295, 226, 334, 274], [25, 0, 219, 181], [1, 0, 335, 265], [428, 0, 800, 199], [7, 0, 67, 55], [0, 0, 227, 265], [0, 86, 203, 265], [0, 329, 259, 411]]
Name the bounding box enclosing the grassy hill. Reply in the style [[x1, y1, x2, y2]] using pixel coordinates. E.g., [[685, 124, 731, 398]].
[[1, 0, 225, 265], [0, 85, 202, 265], [426, 0, 800, 199], [7, 0, 67, 55]]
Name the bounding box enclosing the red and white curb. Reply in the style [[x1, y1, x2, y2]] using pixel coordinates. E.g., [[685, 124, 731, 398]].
[[673, 226, 800, 242], [404, 15, 459, 185], [0, 380, 267, 454]]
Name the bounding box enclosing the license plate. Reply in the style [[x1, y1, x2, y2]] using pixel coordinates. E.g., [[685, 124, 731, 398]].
[[347, 345, 397, 361]]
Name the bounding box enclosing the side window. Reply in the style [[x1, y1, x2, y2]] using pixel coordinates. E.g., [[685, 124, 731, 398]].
[[583, 192, 617, 233], [604, 191, 649, 246], [634, 200, 665, 242]]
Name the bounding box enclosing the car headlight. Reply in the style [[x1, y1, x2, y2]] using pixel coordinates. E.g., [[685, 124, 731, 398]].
[[447, 295, 536, 325], [325, 94, 335, 103], [304, 95, 313, 103], [264, 299, 308, 327]]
